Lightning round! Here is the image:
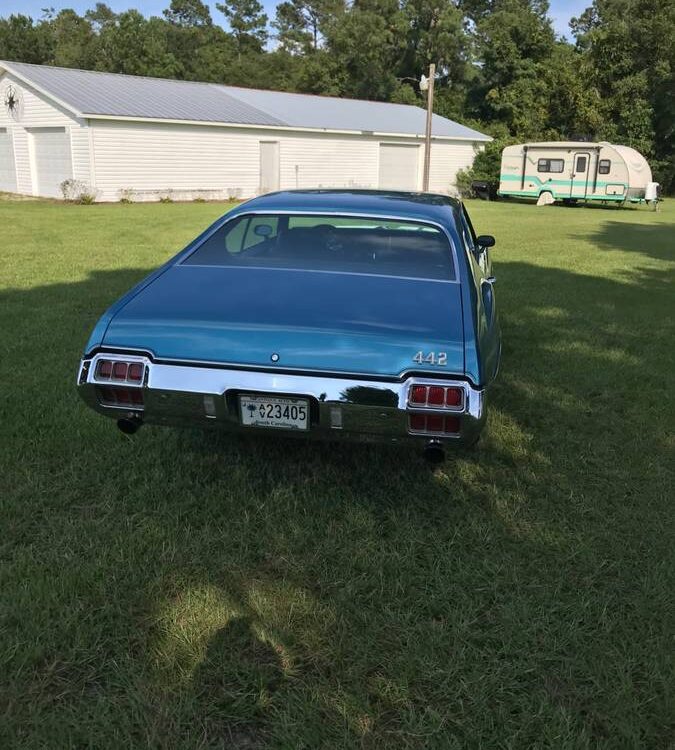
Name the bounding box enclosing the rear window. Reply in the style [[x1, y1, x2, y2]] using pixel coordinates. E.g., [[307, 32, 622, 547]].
[[182, 214, 455, 281]]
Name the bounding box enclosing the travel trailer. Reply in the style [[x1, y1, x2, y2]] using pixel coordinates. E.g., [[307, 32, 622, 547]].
[[499, 141, 655, 205]]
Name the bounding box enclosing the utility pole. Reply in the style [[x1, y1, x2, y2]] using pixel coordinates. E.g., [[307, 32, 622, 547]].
[[422, 62, 435, 192]]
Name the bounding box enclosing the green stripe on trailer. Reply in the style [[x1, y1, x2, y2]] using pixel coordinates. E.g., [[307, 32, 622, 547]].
[[497, 189, 628, 202], [499, 174, 628, 190]]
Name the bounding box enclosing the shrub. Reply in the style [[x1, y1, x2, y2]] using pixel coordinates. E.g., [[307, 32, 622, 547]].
[[158, 189, 173, 203], [118, 188, 135, 204], [60, 179, 97, 204], [454, 130, 520, 199]]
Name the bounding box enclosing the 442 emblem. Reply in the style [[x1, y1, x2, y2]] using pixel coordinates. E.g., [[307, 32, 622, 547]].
[[413, 351, 448, 366]]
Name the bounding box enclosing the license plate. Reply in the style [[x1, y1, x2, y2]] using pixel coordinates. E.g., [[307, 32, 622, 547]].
[[239, 395, 309, 431]]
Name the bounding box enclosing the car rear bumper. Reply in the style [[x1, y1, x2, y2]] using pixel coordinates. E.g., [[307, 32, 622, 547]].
[[77, 353, 488, 446]]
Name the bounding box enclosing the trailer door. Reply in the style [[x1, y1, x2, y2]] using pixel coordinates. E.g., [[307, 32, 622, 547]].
[[570, 152, 591, 199]]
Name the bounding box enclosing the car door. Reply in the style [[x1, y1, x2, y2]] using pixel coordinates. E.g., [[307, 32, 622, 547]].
[[459, 205, 500, 384]]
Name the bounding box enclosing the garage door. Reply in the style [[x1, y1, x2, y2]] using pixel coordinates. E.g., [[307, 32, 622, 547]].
[[31, 128, 72, 198], [0, 128, 17, 193], [378, 144, 420, 190]]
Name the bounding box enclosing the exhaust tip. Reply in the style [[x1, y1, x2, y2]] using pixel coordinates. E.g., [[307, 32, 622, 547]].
[[117, 417, 142, 435], [424, 441, 445, 465]]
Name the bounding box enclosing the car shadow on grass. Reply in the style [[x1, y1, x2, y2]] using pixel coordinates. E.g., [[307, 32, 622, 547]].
[[572, 218, 675, 262], [1, 260, 673, 748]]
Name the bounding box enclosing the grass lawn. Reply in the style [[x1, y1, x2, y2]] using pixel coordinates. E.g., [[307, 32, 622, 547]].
[[1, 196, 673, 749]]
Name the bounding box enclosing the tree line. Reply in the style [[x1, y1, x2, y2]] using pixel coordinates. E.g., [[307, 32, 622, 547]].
[[1, 0, 672, 191]]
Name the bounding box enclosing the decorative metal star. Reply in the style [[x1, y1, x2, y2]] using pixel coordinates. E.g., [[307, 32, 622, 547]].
[[5, 85, 18, 113]]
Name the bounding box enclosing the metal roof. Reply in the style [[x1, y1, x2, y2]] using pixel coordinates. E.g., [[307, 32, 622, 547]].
[[1, 60, 490, 141], [219, 85, 489, 139]]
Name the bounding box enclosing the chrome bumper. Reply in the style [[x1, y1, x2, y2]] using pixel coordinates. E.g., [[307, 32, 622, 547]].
[[77, 353, 487, 446]]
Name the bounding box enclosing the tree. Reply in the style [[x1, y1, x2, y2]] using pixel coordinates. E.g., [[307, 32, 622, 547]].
[[274, 0, 344, 53], [468, 0, 557, 136], [85, 3, 117, 33], [325, 0, 408, 100], [50, 9, 98, 68], [0, 14, 53, 64], [216, 0, 268, 55], [274, 1, 313, 53], [98, 10, 181, 78], [163, 0, 213, 27], [571, 0, 675, 190]]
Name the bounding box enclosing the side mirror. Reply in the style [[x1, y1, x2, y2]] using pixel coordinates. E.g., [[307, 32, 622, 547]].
[[476, 235, 496, 248]]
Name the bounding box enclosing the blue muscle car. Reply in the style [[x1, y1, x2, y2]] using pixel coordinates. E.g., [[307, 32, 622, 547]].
[[77, 190, 500, 458]]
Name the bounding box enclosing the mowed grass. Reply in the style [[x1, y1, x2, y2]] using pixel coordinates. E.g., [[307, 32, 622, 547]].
[[1, 196, 673, 749]]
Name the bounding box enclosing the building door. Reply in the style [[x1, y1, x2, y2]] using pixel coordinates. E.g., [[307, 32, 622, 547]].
[[378, 144, 420, 190], [30, 127, 73, 198], [0, 128, 17, 193], [570, 151, 591, 199], [259, 141, 280, 194]]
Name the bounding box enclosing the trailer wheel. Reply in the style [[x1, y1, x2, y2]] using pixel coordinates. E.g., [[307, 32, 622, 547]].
[[536, 191, 555, 207]]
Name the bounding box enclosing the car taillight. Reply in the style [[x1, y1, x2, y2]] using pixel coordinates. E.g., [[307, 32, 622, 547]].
[[128, 363, 143, 382], [444, 415, 460, 433], [407, 384, 464, 409], [428, 386, 445, 406], [95, 358, 145, 408], [97, 360, 112, 378], [96, 359, 145, 383], [427, 414, 444, 432], [410, 385, 427, 405], [409, 414, 426, 431], [97, 386, 144, 409], [408, 414, 460, 435], [445, 388, 462, 407]]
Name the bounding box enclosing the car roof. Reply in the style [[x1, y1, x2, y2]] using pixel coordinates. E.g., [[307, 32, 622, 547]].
[[230, 189, 461, 225]]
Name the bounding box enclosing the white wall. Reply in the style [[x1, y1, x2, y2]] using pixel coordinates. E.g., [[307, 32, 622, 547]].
[[0, 72, 91, 197], [90, 119, 482, 202], [90, 120, 382, 201], [428, 140, 479, 194]]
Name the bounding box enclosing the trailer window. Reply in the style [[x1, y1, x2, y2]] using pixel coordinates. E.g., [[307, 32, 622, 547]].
[[537, 158, 564, 173], [598, 159, 611, 175]]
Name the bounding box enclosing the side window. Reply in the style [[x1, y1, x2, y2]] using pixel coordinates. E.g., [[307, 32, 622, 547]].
[[461, 205, 478, 249], [598, 159, 611, 175], [183, 215, 276, 263], [458, 210, 475, 256], [242, 217, 278, 250], [224, 217, 249, 253], [537, 158, 564, 173], [575, 155, 588, 173], [458, 207, 489, 275]]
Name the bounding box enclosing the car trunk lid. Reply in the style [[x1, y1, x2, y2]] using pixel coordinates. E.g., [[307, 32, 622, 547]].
[[102, 266, 465, 378]]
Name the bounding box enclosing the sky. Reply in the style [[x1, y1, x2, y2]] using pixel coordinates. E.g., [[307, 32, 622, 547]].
[[1, 0, 591, 39]]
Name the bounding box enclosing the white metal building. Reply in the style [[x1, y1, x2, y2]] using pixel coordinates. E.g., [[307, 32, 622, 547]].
[[0, 61, 490, 202]]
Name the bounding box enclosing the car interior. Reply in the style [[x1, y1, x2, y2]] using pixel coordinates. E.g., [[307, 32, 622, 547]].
[[183, 215, 456, 280]]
